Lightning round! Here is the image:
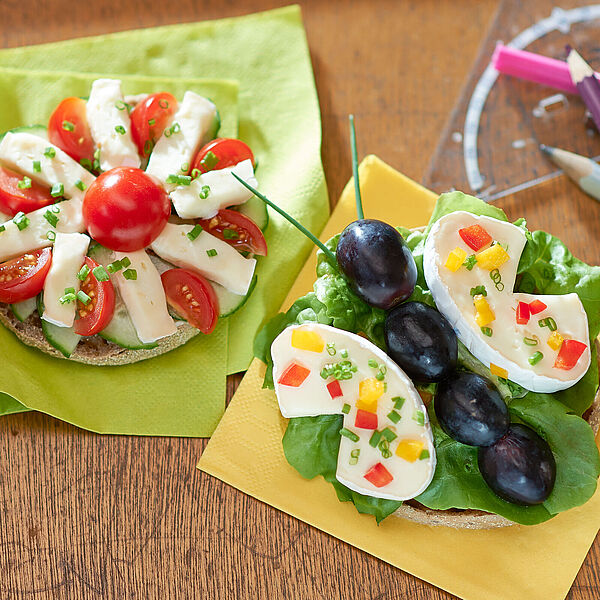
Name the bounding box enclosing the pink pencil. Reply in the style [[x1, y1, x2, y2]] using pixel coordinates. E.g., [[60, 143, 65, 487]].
[[492, 44, 600, 94]]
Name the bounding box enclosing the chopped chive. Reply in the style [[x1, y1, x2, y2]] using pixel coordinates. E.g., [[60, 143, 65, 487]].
[[158, 99, 170, 109], [115, 100, 127, 111], [413, 410, 425, 426], [381, 428, 397, 442], [143, 140, 154, 156], [148, 118, 156, 126], [368, 358, 378, 368], [206, 248, 217, 258], [59, 292, 76, 304], [223, 228, 239, 240], [77, 264, 91, 281], [546, 317, 557, 331], [341, 403, 351, 414], [75, 179, 86, 191], [340, 349, 348, 359], [120, 256, 131, 268], [191, 168, 201, 179], [528, 351, 543, 366], [381, 449, 392, 459], [523, 336, 538, 346], [92, 265, 109, 282], [463, 254, 477, 270], [106, 260, 122, 274], [62, 120, 75, 132], [480, 326, 493, 337], [349, 448, 360, 465], [199, 185, 210, 199], [375, 371, 385, 381], [80, 158, 92, 169], [392, 396, 405, 410], [13, 212, 29, 231], [76, 290, 91, 305], [387, 410, 401, 424], [378, 438, 391, 457], [46, 230, 56, 241], [180, 162, 189, 173], [50, 204, 61, 214], [0, 225, 5, 233], [33, 160, 41, 173], [44, 147, 56, 158], [326, 342, 336, 356], [64, 287, 75, 295], [187, 224, 203, 241], [50, 182, 64, 198], [123, 268, 137, 281], [17, 176, 32, 189], [470, 285, 487, 297], [166, 174, 192, 186], [369, 430, 382, 448], [419, 449, 430, 460], [339, 428, 359, 442], [43, 210, 59, 228], [319, 368, 328, 380], [115, 125, 126, 135], [171, 122, 181, 134], [199, 150, 219, 171]]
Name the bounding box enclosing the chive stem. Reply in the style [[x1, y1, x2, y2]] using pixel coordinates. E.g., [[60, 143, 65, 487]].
[[231, 173, 338, 265], [349, 114, 364, 221]]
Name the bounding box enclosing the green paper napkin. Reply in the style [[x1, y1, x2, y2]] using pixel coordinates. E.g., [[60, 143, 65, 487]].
[[0, 5, 330, 375], [0, 69, 239, 436]]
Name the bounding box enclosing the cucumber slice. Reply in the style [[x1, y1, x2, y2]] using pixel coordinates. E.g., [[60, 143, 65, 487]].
[[37, 296, 81, 358], [10, 297, 37, 322], [213, 275, 257, 317], [0, 124, 48, 143], [236, 195, 269, 231]]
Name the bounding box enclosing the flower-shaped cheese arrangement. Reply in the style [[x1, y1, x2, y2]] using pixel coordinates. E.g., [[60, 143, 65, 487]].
[[424, 211, 590, 393], [272, 324, 436, 501]]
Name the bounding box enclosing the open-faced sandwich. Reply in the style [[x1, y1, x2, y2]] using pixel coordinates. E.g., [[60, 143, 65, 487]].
[[0, 79, 267, 365], [240, 121, 600, 529]]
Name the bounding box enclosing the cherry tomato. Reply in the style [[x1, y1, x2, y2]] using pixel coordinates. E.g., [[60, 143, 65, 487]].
[[48, 97, 95, 165], [83, 167, 170, 252], [0, 167, 55, 217], [197, 209, 267, 256], [191, 138, 255, 174], [161, 268, 219, 334], [73, 257, 115, 336], [0, 248, 52, 303], [130, 92, 178, 158]]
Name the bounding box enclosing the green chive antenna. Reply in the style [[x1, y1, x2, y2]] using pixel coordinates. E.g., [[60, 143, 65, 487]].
[[349, 114, 364, 220], [231, 174, 337, 265]]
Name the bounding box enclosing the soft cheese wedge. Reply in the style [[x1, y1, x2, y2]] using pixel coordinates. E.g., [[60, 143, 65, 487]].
[[272, 324, 436, 502], [170, 159, 256, 219], [86, 79, 140, 170], [423, 211, 590, 393], [150, 223, 256, 296], [42, 232, 90, 328], [146, 91, 217, 191]]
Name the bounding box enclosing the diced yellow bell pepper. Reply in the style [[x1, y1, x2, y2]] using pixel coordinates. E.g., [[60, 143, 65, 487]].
[[395, 439, 424, 463], [476, 244, 510, 271], [490, 363, 508, 379], [444, 247, 467, 272], [473, 294, 495, 327], [291, 328, 324, 353], [547, 331, 564, 351], [357, 377, 384, 412]]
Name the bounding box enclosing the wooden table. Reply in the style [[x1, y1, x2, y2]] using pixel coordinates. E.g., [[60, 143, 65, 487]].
[[2, 1, 599, 598]]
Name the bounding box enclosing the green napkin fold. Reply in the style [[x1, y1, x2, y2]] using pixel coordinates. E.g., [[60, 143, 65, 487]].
[[0, 69, 238, 436], [0, 5, 330, 375]]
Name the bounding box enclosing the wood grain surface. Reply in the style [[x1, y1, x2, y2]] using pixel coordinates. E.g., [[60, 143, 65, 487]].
[[1, 1, 599, 598]]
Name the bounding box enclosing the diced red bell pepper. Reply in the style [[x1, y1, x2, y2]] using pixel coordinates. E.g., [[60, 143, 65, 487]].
[[554, 339, 587, 370], [355, 409, 378, 429], [364, 462, 394, 488], [458, 224, 493, 252], [327, 380, 343, 399], [516, 301, 530, 325], [278, 362, 310, 387], [529, 299, 547, 315]]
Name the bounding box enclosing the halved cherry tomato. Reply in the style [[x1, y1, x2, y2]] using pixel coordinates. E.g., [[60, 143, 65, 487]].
[[529, 299, 547, 315], [458, 224, 492, 252], [191, 138, 255, 174], [0, 248, 52, 303], [130, 92, 178, 158], [161, 268, 219, 334], [327, 380, 343, 399], [516, 301, 530, 325], [0, 167, 55, 217], [197, 209, 267, 256], [48, 97, 95, 165], [554, 339, 587, 370], [278, 362, 311, 387], [83, 167, 170, 252], [355, 409, 378, 430], [364, 462, 394, 488], [73, 257, 115, 336]]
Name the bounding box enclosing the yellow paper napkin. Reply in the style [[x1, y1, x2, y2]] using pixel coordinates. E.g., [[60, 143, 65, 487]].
[[199, 155, 600, 600]]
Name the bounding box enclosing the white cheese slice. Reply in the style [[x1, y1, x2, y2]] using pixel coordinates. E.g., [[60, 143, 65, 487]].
[[272, 324, 436, 502], [150, 223, 256, 296], [423, 211, 591, 393], [170, 159, 257, 219], [112, 249, 177, 344], [145, 91, 216, 191], [42, 232, 90, 328], [86, 79, 141, 170]]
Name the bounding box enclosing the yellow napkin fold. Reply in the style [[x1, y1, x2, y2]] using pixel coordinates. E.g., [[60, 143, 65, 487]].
[[199, 155, 600, 600]]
